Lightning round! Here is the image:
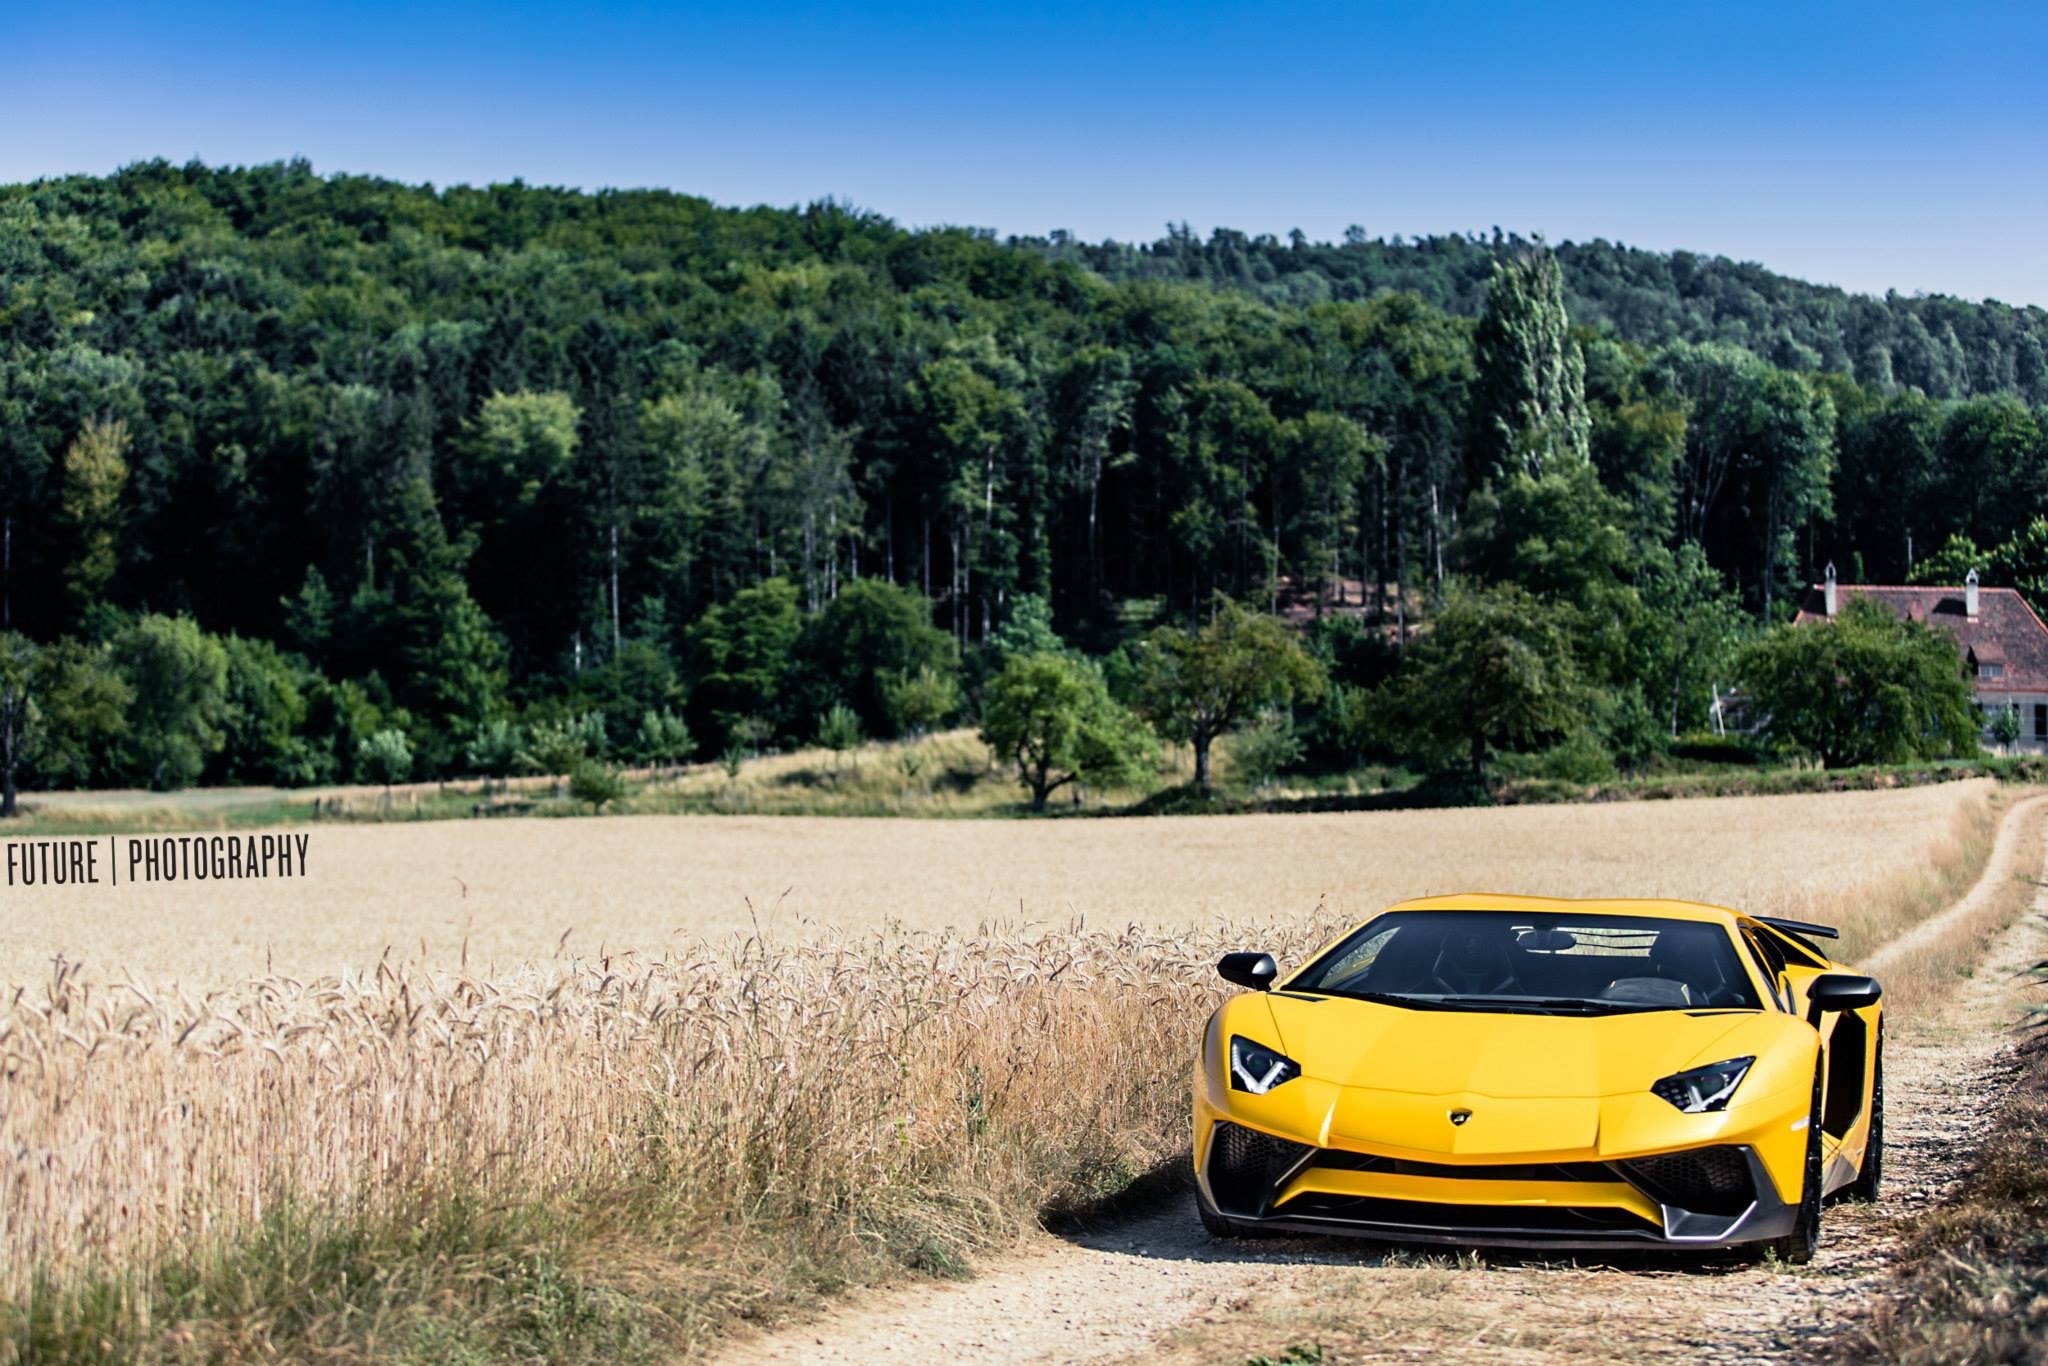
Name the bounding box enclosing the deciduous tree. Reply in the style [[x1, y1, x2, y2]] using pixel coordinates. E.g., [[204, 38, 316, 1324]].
[[1134, 597, 1325, 791], [1380, 584, 1583, 778], [981, 651, 1152, 810], [1736, 598, 1978, 767]]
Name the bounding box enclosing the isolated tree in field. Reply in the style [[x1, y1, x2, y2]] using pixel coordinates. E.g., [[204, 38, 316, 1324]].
[[1991, 702, 2022, 753], [356, 727, 412, 793], [817, 703, 862, 771], [1470, 249, 1589, 481], [0, 634, 129, 817], [981, 652, 1099, 811], [108, 614, 230, 790], [1737, 598, 1978, 767], [1134, 598, 1324, 792], [981, 651, 1154, 811], [1383, 584, 1583, 778]]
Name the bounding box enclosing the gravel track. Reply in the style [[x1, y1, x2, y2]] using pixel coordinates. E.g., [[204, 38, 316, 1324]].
[[718, 798, 2048, 1365]]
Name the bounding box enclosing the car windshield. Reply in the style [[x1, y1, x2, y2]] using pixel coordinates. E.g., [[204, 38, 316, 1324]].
[[1288, 910, 1762, 1014]]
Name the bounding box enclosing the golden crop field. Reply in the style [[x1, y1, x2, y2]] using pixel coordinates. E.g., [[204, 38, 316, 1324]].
[[0, 778, 1995, 988], [0, 780, 2007, 1361]]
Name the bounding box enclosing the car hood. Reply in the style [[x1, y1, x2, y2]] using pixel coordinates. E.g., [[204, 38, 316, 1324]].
[[1254, 991, 1763, 1099]]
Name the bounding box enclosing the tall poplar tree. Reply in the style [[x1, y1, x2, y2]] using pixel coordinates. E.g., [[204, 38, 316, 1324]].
[[1470, 249, 1590, 481]]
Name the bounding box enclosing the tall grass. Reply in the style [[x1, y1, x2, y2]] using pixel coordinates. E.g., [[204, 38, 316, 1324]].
[[0, 921, 1333, 1362]]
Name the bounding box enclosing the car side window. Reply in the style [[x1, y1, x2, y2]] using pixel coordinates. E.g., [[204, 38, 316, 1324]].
[[1740, 929, 1791, 1012]]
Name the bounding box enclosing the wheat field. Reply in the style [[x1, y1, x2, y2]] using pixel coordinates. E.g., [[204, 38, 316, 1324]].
[[0, 780, 2009, 1362], [1, 779, 1995, 988]]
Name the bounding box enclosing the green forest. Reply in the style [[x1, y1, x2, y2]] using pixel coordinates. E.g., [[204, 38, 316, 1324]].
[[1, 159, 2039, 800]]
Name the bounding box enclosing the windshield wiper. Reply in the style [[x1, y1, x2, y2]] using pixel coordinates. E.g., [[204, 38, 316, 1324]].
[[1314, 988, 1432, 1009], [1424, 995, 1670, 1016]]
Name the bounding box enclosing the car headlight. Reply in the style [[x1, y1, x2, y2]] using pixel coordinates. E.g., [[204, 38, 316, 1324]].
[[1229, 1036, 1301, 1094], [1651, 1057, 1755, 1113]]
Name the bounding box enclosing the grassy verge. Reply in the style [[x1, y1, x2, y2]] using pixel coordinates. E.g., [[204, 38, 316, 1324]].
[[16, 740, 2048, 835], [1822, 1028, 2048, 1364]]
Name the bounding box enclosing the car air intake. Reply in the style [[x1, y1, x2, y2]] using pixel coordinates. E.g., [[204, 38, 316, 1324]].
[[1206, 1122, 1313, 1214], [1616, 1147, 1756, 1217]]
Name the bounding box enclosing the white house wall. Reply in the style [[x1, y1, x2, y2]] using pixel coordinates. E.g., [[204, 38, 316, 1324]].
[[1977, 691, 2048, 752]]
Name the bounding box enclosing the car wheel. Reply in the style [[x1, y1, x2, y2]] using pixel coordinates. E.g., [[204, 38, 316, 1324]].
[[1846, 1031, 1884, 1203], [1196, 1192, 1243, 1239], [1764, 1066, 1825, 1265]]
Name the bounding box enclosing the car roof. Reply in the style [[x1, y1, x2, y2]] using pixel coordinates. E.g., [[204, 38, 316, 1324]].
[[1375, 892, 1747, 926]]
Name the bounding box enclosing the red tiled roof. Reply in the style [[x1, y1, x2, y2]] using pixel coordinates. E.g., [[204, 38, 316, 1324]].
[[1791, 584, 2048, 693]]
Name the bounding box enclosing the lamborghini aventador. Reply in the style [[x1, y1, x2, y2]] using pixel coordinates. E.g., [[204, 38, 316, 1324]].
[[1193, 895, 1884, 1261]]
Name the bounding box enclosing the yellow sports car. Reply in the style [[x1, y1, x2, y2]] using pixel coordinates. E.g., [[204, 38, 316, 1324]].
[[1194, 895, 1883, 1261]]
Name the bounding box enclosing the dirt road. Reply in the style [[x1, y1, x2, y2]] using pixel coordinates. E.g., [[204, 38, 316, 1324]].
[[719, 798, 2047, 1365]]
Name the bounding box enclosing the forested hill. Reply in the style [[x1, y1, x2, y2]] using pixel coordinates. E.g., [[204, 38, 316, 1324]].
[[1022, 228, 2048, 404], [5, 159, 2048, 792]]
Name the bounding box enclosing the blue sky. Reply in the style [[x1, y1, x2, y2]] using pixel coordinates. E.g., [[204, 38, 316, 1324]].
[[7, 2, 2046, 304]]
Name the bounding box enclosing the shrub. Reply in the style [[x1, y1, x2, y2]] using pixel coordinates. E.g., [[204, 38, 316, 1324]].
[[1669, 732, 1759, 766], [568, 759, 626, 812], [1493, 730, 1618, 785], [634, 709, 693, 766], [355, 728, 413, 789], [817, 703, 862, 770], [465, 718, 526, 779], [1228, 712, 1305, 791]]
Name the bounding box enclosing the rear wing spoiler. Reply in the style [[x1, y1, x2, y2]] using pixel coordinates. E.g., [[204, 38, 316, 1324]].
[[1753, 916, 1840, 940], [1752, 916, 1841, 958]]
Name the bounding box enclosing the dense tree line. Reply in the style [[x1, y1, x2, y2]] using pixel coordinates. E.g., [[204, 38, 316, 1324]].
[[1027, 226, 2048, 404], [0, 161, 2031, 793]]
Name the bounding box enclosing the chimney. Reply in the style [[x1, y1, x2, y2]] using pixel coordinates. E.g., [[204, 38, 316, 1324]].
[[1967, 568, 1980, 620], [1823, 561, 1837, 617]]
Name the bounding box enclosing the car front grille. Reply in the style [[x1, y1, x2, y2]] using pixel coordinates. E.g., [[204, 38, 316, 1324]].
[[1312, 1151, 1619, 1184], [1206, 1121, 1313, 1214], [1277, 1192, 1660, 1236], [1615, 1146, 1756, 1216]]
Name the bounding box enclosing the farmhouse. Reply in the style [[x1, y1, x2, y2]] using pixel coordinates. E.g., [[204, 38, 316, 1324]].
[[1792, 565, 2048, 752]]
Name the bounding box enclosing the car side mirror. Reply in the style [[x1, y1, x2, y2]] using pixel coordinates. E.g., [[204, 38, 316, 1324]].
[[1805, 973, 1882, 1027], [1218, 952, 1279, 992]]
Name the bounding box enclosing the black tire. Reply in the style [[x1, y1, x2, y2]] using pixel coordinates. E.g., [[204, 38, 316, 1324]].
[[1846, 1030, 1885, 1203], [1197, 1191, 1244, 1238], [1764, 1065, 1825, 1265]]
